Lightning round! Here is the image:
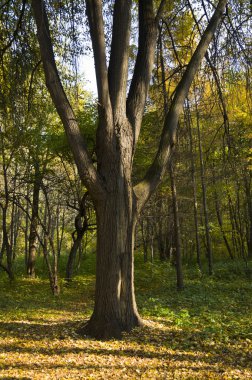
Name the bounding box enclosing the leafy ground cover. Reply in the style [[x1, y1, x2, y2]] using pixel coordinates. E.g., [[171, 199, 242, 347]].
[[0, 254, 251, 379]]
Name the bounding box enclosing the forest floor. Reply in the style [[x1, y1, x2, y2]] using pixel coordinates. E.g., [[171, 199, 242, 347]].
[[0, 254, 251, 379]]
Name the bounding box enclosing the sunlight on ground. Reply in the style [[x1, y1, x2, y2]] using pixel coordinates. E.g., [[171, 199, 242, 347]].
[[0, 260, 251, 379], [0, 315, 251, 379]]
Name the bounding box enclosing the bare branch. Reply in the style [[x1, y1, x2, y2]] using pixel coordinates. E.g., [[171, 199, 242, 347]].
[[162, 20, 182, 67], [0, 0, 26, 57]]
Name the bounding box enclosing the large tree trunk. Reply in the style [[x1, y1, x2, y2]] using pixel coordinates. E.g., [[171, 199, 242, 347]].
[[82, 190, 142, 339]]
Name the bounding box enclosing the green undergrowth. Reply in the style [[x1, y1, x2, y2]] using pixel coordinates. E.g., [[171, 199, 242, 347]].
[[0, 254, 251, 341], [135, 257, 252, 348]]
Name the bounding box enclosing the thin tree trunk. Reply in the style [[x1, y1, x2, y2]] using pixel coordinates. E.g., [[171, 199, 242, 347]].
[[56, 206, 65, 258], [212, 169, 234, 259], [0, 206, 14, 280], [215, 192, 234, 259], [27, 163, 41, 277], [227, 191, 239, 258], [169, 160, 184, 290], [12, 206, 20, 261], [66, 193, 89, 281], [236, 182, 247, 262], [244, 176, 252, 260], [150, 224, 154, 263], [66, 217, 87, 281], [159, 32, 183, 287], [43, 234, 60, 295], [42, 183, 60, 295], [0, 141, 14, 279], [24, 184, 30, 267], [140, 219, 148, 262], [195, 101, 213, 275], [157, 208, 168, 261], [186, 102, 201, 270], [10, 166, 17, 259]]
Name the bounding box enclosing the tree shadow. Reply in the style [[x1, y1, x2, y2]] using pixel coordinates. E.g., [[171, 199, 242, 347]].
[[0, 362, 222, 373], [0, 319, 251, 371]]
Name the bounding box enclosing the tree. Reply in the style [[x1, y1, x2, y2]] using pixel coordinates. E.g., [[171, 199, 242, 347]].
[[31, 0, 228, 338]]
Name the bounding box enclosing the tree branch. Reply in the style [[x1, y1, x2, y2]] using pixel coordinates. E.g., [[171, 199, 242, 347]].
[[126, 0, 158, 148], [0, 0, 12, 12], [155, 0, 166, 22], [85, 0, 115, 166], [0, 0, 26, 57], [108, 0, 132, 116], [134, 0, 228, 212], [85, 0, 111, 112], [31, 0, 105, 201], [27, 59, 42, 112], [188, 0, 230, 144]]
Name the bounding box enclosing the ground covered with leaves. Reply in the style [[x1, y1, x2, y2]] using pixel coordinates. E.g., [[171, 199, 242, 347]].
[[0, 255, 251, 379]]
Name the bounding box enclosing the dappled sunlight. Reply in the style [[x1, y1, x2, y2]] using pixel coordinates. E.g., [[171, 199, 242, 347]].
[[0, 313, 251, 379], [0, 260, 251, 378], [0, 253, 251, 380]]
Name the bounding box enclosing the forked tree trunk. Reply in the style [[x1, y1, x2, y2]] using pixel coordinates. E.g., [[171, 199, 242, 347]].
[[32, 0, 227, 339]]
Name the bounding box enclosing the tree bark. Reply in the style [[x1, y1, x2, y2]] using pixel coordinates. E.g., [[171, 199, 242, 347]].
[[81, 190, 142, 339]]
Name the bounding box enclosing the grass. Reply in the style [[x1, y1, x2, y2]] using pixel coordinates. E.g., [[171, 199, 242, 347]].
[[0, 253, 251, 379]]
